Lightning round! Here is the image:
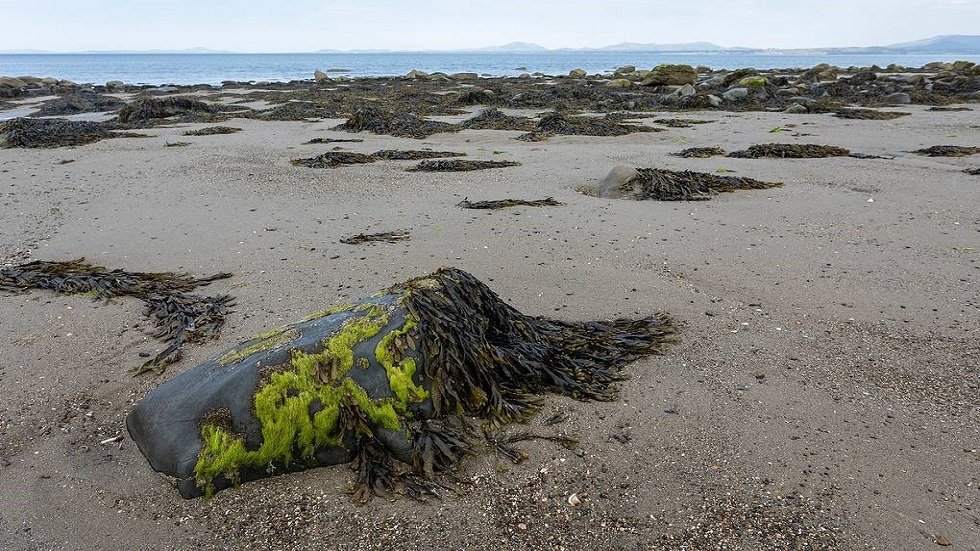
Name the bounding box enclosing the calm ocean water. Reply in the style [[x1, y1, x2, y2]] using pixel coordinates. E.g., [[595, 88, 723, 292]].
[[2, 52, 979, 86]]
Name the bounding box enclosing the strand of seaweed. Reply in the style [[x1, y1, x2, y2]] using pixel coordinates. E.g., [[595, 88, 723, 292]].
[[340, 231, 411, 244], [409, 159, 521, 172], [0, 258, 233, 373], [631, 168, 784, 201], [457, 197, 564, 209]]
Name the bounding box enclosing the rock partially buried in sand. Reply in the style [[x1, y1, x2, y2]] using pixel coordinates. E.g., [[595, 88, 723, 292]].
[[127, 268, 676, 500], [598, 165, 640, 199]]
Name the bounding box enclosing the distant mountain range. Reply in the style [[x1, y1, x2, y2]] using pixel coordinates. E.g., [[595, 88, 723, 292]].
[[2, 35, 978, 55]]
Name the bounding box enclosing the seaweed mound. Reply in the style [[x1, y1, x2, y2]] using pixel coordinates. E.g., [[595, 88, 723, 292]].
[[126, 268, 675, 499], [0, 117, 122, 148], [728, 143, 851, 158], [913, 145, 979, 157], [672, 147, 726, 158], [408, 159, 521, 172], [0, 259, 233, 372], [611, 168, 783, 201], [184, 126, 242, 136], [340, 231, 411, 244], [833, 109, 910, 120], [335, 106, 459, 138], [458, 107, 537, 132], [117, 96, 218, 124], [371, 150, 466, 160], [30, 91, 126, 117], [291, 151, 377, 169], [524, 111, 656, 140]]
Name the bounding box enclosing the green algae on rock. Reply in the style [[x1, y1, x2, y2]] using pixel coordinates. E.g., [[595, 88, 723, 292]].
[[126, 268, 676, 500], [0, 258, 233, 372]]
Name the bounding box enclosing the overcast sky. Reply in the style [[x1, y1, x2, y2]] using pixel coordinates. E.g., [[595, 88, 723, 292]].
[[3, 0, 978, 52]]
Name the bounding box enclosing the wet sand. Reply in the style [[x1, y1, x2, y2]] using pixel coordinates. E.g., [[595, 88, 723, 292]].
[[1, 92, 978, 550]]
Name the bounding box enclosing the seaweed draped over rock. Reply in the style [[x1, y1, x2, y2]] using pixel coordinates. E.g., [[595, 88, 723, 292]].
[[598, 166, 783, 201], [0, 258, 233, 372], [126, 268, 676, 500]]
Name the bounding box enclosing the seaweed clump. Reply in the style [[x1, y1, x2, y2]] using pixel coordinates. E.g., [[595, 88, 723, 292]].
[[0, 258, 233, 372], [409, 159, 521, 172], [457, 197, 564, 209], [728, 143, 851, 158], [0, 117, 132, 149], [372, 150, 467, 160], [183, 126, 242, 136], [340, 231, 411, 244], [30, 91, 126, 117], [292, 151, 377, 169], [116, 96, 220, 125], [518, 111, 657, 141], [128, 267, 677, 500], [834, 109, 910, 120], [912, 145, 979, 157], [629, 168, 783, 201], [672, 146, 726, 158], [458, 107, 538, 132], [335, 106, 459, 138]]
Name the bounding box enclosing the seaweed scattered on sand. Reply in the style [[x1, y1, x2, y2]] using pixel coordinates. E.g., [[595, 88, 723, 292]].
[[834, 109, 910, 120], [292, 151, 377, 168], [127, 267, 676, 500], [629, 168, 783, 201], [303, 137, 364, 144], [457, 197, 564, 209], [0, 117, 136, 148], [728, 143, 851, 158], [532, 111, 657, 138], [0, 258, 233, 373], [912, 145, 979, 157], [409, 159, 521, 172], [183, 126, 242, 136], [927, 106, 973, 112], [672, 146, 727, 158], [458, 107, 538, 132], [372, 150, 467, 160], [652, 118, 713, 128], [30, 91, 126, 117], [964, 167, 980, 175], [340, 231, 411, 244], [165, 141, 191, 147], [335, 105, 459, 138], [117, 96, 220, 125]]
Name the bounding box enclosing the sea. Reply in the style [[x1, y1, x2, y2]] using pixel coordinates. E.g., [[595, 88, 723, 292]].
[[2, 52, 980, 86]]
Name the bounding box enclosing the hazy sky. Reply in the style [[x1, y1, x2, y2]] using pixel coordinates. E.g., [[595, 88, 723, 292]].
[[3, 0, 978, 52]]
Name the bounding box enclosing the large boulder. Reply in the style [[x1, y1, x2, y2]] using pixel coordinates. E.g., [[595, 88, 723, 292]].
[[568, 68, 588, 78], [640, 64, 697, 86], [127, 268, 675, 499], [314, 70, 329, 84]]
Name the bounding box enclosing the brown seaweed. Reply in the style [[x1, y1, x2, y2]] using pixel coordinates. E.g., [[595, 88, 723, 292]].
[[183, 126, 242, 136], [0, 117, 139, 149], [457, 197, 564, 209], [291, 151, 377, 168], [629, 168, 783, 201], [30, 91, 126, 117], [728, 143, 851, 158], [116, 96, 220, 125], [672, 146, 727, 158], [302, 137, 364, 144], [927, 106, 973, 112], [335, 105, 459, 138], [0, 258, 233, 372], [834, 109, 911, 120], [964, 167, 980, 175], [408, 159, 521, 172], [372, 150, 467, 160], [458, 107, 538, 132], [340, 231, 411, 244], [652, 118, 713, 128], [912, 145, 979, 157]]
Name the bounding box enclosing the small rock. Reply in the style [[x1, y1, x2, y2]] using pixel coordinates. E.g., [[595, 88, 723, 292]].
[[937, 536, 951, 546], [606, 78, 632, 88], [597, 165, 639, 199], [568, 68, 587, 79], [883, 92, 911, 105], [314, 70, 329, 84], [784, 103, 808, 114], [722, 87, 749, 101]]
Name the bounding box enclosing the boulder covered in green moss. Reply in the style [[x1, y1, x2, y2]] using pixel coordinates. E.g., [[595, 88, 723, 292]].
[[127, 268, 676, 500]]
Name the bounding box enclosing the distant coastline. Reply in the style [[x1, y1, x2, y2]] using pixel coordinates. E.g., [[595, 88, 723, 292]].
[[2, 34, 979, 56]]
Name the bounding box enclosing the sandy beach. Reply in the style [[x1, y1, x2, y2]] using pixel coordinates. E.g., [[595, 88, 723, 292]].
[[0, 71, 978, 550]]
